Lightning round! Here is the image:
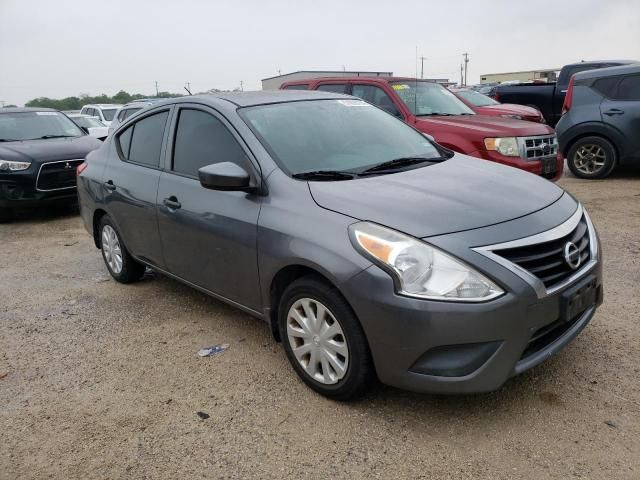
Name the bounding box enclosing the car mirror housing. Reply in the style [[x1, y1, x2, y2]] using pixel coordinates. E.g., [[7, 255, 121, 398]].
[[198, 162, 251, 191]]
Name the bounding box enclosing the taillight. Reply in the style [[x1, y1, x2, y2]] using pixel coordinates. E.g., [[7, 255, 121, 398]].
[[76, 161, 88, 176], [493, 91, 500, 102], [562, 77, 575, 115]]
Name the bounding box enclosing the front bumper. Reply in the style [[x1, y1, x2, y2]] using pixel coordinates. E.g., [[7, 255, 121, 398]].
[[339, 200, 602, 394], [469, 150, 563, 181], [0, 169, 78, 210]]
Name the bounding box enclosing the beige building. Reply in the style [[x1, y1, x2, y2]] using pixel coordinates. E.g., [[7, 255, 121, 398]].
[[261, 70, 393, 90], [480, 68, 559, 84]]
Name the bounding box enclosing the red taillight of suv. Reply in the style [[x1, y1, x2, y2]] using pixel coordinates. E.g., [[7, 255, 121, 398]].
[[562, 77, 575, 115], [76, 161, 88, 176]]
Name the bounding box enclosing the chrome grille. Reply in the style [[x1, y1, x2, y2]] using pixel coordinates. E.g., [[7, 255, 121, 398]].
[[493, 214, 591, 289], [519, 135, 558, 160], [36, 159, 84, 192]]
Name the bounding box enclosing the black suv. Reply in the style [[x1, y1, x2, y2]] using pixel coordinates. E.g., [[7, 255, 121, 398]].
[[557, 64, 640, 178], [0, 108, 102, 220]]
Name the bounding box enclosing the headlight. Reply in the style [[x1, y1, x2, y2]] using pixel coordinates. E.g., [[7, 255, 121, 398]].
[[500, 114, 522, 120], [0, 159, 31, 171], [349, 222, 504, 302], [484, 137, 519, 157]]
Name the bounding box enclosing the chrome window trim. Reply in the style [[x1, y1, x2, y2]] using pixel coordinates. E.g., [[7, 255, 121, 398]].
[[473, 204, 598, 299], [35, 159, 84, 192]]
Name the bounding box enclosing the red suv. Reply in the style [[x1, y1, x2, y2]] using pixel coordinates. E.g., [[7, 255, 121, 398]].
[[281, 77, 562, 180]]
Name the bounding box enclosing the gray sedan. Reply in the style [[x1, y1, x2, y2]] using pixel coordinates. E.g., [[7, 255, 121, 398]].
[[77, 91, 603, 400]]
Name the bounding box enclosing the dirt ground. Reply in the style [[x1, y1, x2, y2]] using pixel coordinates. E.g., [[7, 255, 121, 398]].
[[1, 168, 639, 480]]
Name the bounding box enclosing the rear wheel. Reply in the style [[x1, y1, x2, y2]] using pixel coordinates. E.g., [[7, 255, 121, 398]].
[[98, 215, 146, 283], [567, 136, 617, 179], [278, 276, 375, 400]]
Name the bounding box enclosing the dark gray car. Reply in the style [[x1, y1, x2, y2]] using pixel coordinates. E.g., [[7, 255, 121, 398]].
[[557, 63, 640, 178], [77, 91, 603, 400]]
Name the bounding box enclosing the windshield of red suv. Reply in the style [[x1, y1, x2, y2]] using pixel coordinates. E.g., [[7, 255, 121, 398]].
[[391, 81, 475, 116], [455, 89, 500, 107], [0, 111, 84, 141], [241, 99, 444, 176]]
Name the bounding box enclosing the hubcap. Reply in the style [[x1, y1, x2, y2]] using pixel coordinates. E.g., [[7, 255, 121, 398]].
[[286, 298, 349, 385], [574, 144, 606, 175], [101, 225, 123, 274]]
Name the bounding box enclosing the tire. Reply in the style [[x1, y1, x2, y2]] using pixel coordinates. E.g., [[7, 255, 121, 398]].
[[278, 276, 375, 400], [98, 215, 146, 283], [567, 136, 617, 179]]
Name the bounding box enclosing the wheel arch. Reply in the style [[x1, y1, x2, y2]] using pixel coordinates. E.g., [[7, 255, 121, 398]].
[[92, 208, 108, 248], [560, 122, 622, 159]]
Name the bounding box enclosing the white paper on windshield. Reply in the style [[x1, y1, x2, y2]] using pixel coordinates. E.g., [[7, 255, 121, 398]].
[[337, 100, 371, 107], [35, 112, 58, 116]]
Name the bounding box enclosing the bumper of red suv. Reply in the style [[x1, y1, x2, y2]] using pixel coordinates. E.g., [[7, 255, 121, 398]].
[[468, 150, 563, 181]]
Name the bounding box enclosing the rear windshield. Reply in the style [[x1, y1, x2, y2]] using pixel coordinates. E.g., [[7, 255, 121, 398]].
[[72, 116, 105, 128], [455, 89, 499, 107], [390, 81, 475, 116], [101, 109, 118, 121], [240, 99, 443, 175], [0, 111, 83, 141]]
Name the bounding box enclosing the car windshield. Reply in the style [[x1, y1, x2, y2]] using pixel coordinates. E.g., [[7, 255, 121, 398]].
[[72, 116, 104, 128], [0, 111, 84, 141], [241, 99, 444, 176], [101, 109, 118, 121], [390, 81, 475, 116], [455, 89, 499, 107]]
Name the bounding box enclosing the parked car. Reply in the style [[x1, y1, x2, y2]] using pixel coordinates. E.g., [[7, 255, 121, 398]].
[[67, 113, 109, 140], [108, 99, 165, 135], [79, 104, 122, 126], [451, 88, 545, 123], [281, 77, 562, 180], [556, 64, 640, 179], [492, 61, 636, 126], [77, 92, 603, 400], [0, 108, 102, 221]]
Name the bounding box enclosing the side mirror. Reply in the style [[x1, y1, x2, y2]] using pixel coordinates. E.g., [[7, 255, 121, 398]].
[[198, 162, 251, 191], [80, 126, 90, 135], [422, 133, 436, 142]]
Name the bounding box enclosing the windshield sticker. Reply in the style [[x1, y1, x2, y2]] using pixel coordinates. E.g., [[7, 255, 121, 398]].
[[337, 100, 371, 107], [35, 112, 58, 116], [392, 84, 410, 90]]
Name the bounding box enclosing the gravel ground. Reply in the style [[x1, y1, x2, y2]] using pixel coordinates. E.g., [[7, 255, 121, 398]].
[[1, 169, 639, 479]]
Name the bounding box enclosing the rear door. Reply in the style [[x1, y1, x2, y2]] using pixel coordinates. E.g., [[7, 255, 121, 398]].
[[156, 104, 262, 310], [103, 107, 171, 267], [600, 73, 640, 161]]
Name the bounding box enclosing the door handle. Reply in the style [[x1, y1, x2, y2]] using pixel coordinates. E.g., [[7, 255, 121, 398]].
[[103, 180, 116, 191], [604, 108, 624, 116], [163, 196, 181, 210]]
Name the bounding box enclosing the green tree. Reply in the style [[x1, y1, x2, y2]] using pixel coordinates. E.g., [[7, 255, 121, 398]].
[[24, 90, 184, 110]]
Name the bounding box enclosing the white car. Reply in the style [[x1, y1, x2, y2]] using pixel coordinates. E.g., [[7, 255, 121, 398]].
[[67, 114, 109, 140], [79, 104, 122, 126], [108, 99, 163, 134]]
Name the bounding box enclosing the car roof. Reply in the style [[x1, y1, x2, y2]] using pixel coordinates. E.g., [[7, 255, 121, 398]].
[[82, 104, 122, 108], [122, 99, 164, 107], [0, 107, 57, 114], [574, 62, 640, 80], [67, 113, 92, 118], [166, 90, 353, 107], [566, 60, 637, 68], [283, 76, 437, 85]]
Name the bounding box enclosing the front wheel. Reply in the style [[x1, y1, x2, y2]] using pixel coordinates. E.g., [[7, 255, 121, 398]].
[[278, 276, 375, 400], [98, 215, 146, 283], [567, 136, 617, 179]]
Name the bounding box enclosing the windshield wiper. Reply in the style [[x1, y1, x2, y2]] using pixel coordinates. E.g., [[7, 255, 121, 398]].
[[0, 138, 21, 142], [30, 134, 78, 140], [359, 157, 434, 175], [291, 170, 356, 181], [417, 112, 454, 116]]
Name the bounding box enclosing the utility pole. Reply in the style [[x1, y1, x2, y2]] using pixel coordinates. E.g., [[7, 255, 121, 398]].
[[240, 80, 244, 92], [155, 81, 159, 96], [462, 53, 469, 87], [460, 64, 464, 86], [420, 56, 426, 79]]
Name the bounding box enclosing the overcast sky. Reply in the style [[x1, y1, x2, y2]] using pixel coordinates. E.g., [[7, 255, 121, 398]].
[[1, 0, 639, 106]]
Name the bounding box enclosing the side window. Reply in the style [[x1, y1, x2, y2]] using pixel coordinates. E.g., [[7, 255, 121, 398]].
[[118, 110, 169, 168], [316, 84, 348, 93], [616, 75, 640, 100], [172, 108, 249, 177], [124, 107, 141, 120], [117, 109, 127, 121], [592, 77, 620, 98], [80, 107, 87, 115], [352, 85, 401, 117], [283, 84, 309, 90]]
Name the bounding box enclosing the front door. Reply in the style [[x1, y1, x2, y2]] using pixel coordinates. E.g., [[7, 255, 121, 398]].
[[600, 73, 640, 161], [156, 105, 262, 311]]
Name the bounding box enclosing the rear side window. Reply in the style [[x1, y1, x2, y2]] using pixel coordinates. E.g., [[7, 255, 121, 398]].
[[117, 110, 168, 168], [172, 108, 249, 177], [592, 77, 620, 98], [616, 75, 640, 100], [316, 84, 348, 93], [283, 84, 309, 90]]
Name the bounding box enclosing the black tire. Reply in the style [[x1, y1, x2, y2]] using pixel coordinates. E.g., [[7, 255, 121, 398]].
[[567, 136, 617, 179], [98, 215, 146, 283], [278, 276, 375, 400]]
